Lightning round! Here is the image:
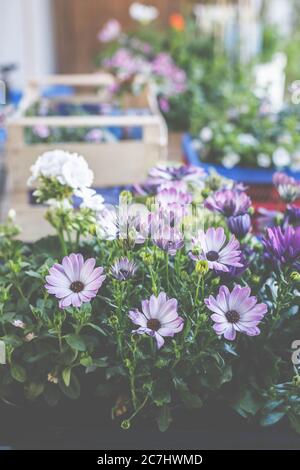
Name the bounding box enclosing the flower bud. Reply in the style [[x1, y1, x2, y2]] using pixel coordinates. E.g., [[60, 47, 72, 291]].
[[228, 213, 251, 238], [290, 271, 300, 282], [195, 260, 209, 275]]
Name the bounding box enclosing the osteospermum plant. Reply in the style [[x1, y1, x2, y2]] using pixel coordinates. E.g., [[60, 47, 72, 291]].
[[0, 154, 300, 434]]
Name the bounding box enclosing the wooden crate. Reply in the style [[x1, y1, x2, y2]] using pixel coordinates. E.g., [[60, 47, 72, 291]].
[[4, 74, 168, 241]]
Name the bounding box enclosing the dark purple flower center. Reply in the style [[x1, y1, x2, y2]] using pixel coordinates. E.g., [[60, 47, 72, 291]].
[[225, 310, 240, 324], [147, 318, 161, 331], [222, 201, 236, 217], [206, 250, 219, 261], [70, 281, 84, 293], [120, 268, 130, 276]]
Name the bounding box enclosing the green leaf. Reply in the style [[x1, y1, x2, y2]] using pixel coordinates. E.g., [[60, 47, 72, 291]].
[[80, 356, 93, 367], [153, 387, 171, 407], [62, 367, 71, 387], [233, 389, 262, 417], [288, 412, 300, 434], [25, 382, 45, 399], [92, 357, 108, 368], [0, 312, 16, 324], [11, 363, 27, 383], [2, 335, 23, 348], [182, 392, 203, 409], [156, 405, 172, 432], [260, 411, 285, 427], [25, 270, 43, 280], [220, 365, 233, 385], [172, 377, 202, 409], [87, 323, 107, 336], [65, 334, 86, 352], [264, 399, 284, 413], [59, 373, 81, 399]]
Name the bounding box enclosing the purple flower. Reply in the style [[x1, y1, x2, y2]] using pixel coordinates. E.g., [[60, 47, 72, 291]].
[[111, 257, 137, 281], [227, 214, 251, 238], [262, 226, 300, 268], [33, 125, 50, 139], [98, 19, 121, 42], [45, 254, 106, 309], [153, 228, 184, 256], [285, 205, 300, 226], [151, 53, 187, 96], [205, 285, 268, 341], [156, 186, 192, 206], [204, 189, 252, 217], [159, 97, 170, 113], [190, 227, 243, 273], [129, 292, 184, 349], [272, 172, 300, 203], [148, 164, 205, 186], [85, 129, 103, 143], [256, 208, 279, 231], [217, 246, 252, 280]]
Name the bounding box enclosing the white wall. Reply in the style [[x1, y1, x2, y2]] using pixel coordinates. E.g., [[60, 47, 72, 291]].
[[0, 0, 55, 89]]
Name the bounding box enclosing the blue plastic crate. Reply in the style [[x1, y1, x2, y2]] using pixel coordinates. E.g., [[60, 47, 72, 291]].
[[182, 133, 300, 184]]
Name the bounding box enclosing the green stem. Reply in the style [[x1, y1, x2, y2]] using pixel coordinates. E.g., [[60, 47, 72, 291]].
[[58, 230, 68, 256], [15, 282, 27, 303], [194, 274, 202, 306], [165, 252, 170, 291], [66, 229, 73, 251], [75, 231, 80, 250], [129, 368, 138, 411], [149, 265, 157, 295], [126, 394, 149, 425]]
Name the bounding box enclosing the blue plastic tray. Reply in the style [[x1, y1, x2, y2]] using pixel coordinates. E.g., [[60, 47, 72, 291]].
[[182, 133, 300, 184]]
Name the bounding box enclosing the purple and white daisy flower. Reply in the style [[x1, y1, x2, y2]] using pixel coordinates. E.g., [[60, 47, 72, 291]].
[[45, 253, 106, 309], [148, 164, 206, 186], [153, 228, 184, 256], [205, 285, 268, 341], [156, 186, 193, 207], [128, 292, 184, 349], [204, 189, 252, 217], [111, 257, 138, 281], [190, 227, 243, 272], [272, 172, 300, 203], [155, 186, 193, 222]]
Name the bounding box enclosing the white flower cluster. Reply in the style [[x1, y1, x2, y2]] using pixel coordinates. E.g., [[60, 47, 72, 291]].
[[28, 150, 104, 212], [129, 2, 158, 24]]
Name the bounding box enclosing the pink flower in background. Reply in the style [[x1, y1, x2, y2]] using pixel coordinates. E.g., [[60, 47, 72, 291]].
[[33, 125, 50, 139], [205, 285, 268, 341], [98, 19, 121, 42], [159, 97, 170, 113], [45, 254, 106, 309], [12, 320, 26, 329], [151, 53, 187, 96], [129, 292, 184, 349], [272, 172, 300, 203], [85, 129, 104, 143]]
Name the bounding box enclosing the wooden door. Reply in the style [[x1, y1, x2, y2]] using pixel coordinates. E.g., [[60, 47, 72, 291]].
[[52, 0, 191, 73]]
